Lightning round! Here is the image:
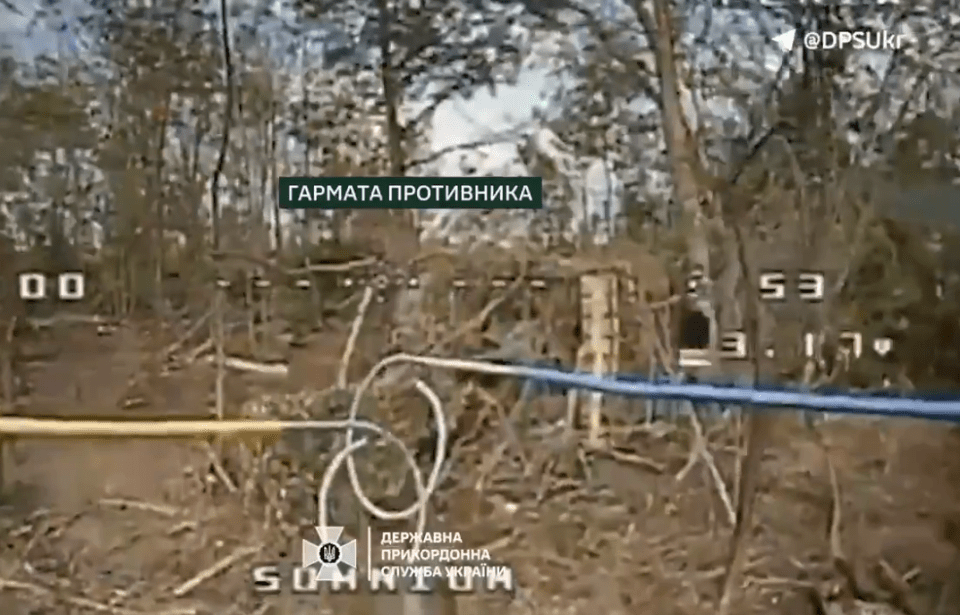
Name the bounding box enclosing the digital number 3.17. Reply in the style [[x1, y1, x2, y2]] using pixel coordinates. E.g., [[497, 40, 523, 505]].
[[720, 330, 863, 361]]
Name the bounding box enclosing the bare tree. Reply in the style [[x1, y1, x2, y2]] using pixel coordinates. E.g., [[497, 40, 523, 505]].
[[209, 0, 236, 253]]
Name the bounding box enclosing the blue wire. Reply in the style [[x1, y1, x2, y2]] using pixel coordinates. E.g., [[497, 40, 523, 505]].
[[501, 363, 960, 422]]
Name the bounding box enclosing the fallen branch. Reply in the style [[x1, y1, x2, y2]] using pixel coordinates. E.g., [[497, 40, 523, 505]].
[[675, 402, 736, 526], [24, 313, 108, 329], [876, 559, 921, 615], [591, 447, 666, 474], [161, 309, 213, 358], [167, 520, 197, 536], [209, 250, 378, 276], [337, 286, 375, 388], [203, 441, 238, 493], [183, 338, 214, 363], [172, 544, 261, 597], [198, 355, 288, 377], [0, 577, 196, 615], [372, 271, 526, 392], [182, 321, 246, 363], [98, 498, 181, 517], [470, 383, 526, 464], [814, 423, 912, 613], [288, 257, 378, 274], [417, 272, 526, 353]]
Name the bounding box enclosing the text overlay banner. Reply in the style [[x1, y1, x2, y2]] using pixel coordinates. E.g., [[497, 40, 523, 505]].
[[279, 177, 543, 210]]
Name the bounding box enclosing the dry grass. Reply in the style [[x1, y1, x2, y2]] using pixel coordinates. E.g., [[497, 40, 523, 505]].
[[1, 242, 959, 615], [5, 403, 959, 615]]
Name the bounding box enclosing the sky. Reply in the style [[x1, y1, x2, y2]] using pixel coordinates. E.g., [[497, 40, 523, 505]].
[[0, 0, 792, 159], [0, 0, 893, 241], [0, 0, 548, 171], [2, 0, 955, 237], [0, 0, 946, 153], [0, 0, 75, 59]]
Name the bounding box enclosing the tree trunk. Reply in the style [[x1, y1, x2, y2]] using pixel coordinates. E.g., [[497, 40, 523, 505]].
[[210, 0, 236, 252], [634, 0, 727, 327], [632, 3, 760, 614], [358, 0, 419, 264]]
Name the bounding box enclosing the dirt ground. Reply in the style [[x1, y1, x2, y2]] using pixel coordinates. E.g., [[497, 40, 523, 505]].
[[2, 321, 960, 615], [0, 321, 356, 615]]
